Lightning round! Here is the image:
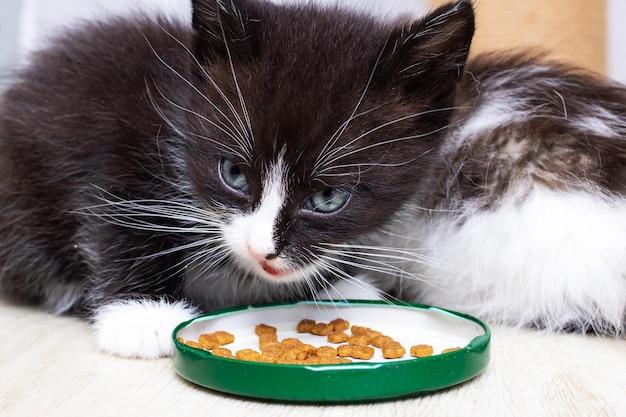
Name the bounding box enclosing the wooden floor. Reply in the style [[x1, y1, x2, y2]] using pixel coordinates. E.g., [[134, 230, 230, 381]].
[[1, 298, 624, 417]]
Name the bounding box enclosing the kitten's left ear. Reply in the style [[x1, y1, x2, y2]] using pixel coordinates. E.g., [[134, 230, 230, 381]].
[[191, 0, 263, 62], [383, 1, 475, 100]]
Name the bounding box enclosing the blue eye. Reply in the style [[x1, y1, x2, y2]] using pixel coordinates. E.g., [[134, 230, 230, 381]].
[[305, 189, 349, 214], [220, 159, 249, 193]]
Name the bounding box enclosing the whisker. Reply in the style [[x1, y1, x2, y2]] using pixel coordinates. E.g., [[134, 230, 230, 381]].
[[322, 266, 382, 301], [294, 248, 355, 316], [317, 109, 466, 171], [80, 199, 221, 228], [145, 25, 253, 159], [306, 251, 404, 309], [316, 159, 418, 177], [146, 81, 251, 160], [313, 37, 391, 173], [321, 242, 467, 275], [128, 239, 223, 281], [316, 252, 417, 282], [213, 12, 255, 154], [313, 242, 455, 296], [183, 246, 232, 287]]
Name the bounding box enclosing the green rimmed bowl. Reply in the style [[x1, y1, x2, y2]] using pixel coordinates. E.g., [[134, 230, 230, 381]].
[[172, 300, 490, 403]]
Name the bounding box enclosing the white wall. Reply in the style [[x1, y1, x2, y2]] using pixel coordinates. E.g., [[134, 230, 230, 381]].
[[1, 0, 624, 83], [0, 1, 23, 86], [608, 0, 626, 82], [13, 0, 192, 53]]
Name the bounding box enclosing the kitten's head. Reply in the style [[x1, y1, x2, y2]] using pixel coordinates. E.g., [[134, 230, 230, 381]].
[[175, 0, 474, 289]]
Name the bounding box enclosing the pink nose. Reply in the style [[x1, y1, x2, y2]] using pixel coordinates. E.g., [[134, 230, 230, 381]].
[[247, 245, 277, 261]]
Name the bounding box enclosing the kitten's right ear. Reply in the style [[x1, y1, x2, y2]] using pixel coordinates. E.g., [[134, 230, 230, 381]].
[[191, 0, 262, 62], [381, 1, 475, 103]]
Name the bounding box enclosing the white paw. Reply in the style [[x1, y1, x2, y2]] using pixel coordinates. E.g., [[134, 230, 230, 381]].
[[92, 298, 198, 359]]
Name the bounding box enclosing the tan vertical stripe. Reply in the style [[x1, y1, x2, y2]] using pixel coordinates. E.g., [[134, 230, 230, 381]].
[[428, 0, 606, 74]]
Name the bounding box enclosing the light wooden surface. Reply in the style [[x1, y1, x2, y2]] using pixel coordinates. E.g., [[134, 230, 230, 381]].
[[430, 0, 607, 74], [1, 299, 624, 417]]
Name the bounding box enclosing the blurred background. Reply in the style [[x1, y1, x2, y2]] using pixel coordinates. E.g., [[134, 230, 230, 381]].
[[0, 0, 623, 87]]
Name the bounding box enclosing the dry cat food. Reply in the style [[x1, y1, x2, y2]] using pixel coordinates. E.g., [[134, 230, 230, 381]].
[[410, 344, 435, 358], [178, 318, 462, 364]]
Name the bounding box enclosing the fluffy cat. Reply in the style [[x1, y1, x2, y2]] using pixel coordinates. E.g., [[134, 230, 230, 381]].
[[0, 0, 624, 358]]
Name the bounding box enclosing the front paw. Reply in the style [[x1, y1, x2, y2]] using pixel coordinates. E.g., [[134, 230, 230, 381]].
[[92, 298, 198, 359]]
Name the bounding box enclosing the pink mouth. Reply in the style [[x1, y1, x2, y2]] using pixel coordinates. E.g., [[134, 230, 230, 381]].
[[261, 261, 291, 277]]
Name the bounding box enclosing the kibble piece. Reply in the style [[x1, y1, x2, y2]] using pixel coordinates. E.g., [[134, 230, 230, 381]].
[[348, 335, 371, 346], [329, 318, 350, 332], [256, 353, 278, 363], [297, 344, 318, 360], [368, 330, 383, 339], [236, 348, 261, 361], [315, 346, 338, 359], [327, 331, 350, 344], [279, 348, 297, 361], [410, 344, 434, 358], [198, 331, 235, 349], [301, 356, 323, 365], [280, 358, 300, 365], [211, 347, 233, 358], [184, 340, 204, 349], [382, 342, 406, 359], [255, 323, 277, 336], [350, 325, 371, 336], [281, 338, 304, 349], [351, 345, 375, 360], [297, 319, 316, 333], [258, 333, 278, 345], [351, 325, 382, 339], [337, 344, 354, 357], [370, 335, 394, 348], [301, 343, 318, 354], [441, 347, 461, 354], [260, 342, 285, 357], [310, 322, 333, 336], [198, 333, 219, 350], [259, 337, 280, 350], [212, 331, 235, 346]]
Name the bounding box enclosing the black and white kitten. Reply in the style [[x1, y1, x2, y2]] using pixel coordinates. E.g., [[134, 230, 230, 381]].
[[0, 0, 624, 358]]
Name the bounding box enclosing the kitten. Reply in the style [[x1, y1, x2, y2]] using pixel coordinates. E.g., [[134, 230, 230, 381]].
[[0, 0, 623, 359]]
